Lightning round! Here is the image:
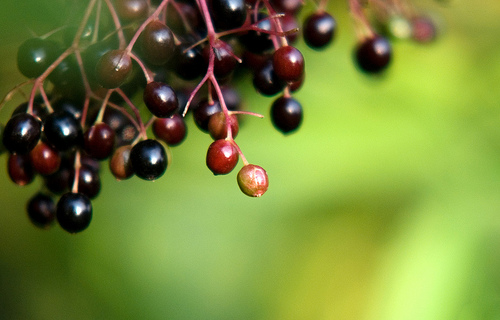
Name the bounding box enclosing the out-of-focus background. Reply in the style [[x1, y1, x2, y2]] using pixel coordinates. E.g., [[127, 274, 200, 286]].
[[0, 0, 500, 319]]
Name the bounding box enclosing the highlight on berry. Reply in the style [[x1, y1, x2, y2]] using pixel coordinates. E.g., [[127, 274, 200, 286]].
[[0, 0, 440, 233]]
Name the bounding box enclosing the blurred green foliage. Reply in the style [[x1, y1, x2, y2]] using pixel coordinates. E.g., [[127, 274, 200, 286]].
[[0, 0, 500, 319]]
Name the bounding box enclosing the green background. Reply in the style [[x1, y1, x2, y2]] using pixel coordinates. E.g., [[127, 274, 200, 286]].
[[0, 0, 500, 319]]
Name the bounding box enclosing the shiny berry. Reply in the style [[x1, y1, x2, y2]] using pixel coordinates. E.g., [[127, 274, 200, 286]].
[[17, 38, 61, 79], [56, 192, 92, 233], [143, 82, 179, 118], [211, 0, 246, 30], [272, 46, 305, 82], [130, 139, 167, 181], [140, 21, 175, 66], [355, 36, 392, 73], [237, 164, 269, 197], [303, 12, 336, 49], [3, 113, 42, 154], [194, 100, 222, 132], [44, 110, 83, 151], [271, 96, 302, 134], [152, 114, 187, 146], [206, 139, 239, 175], [29, 141, 61, 176], [84, 123, 116, 160], [95, 50, 133, 89], [208, 112, 239, 140], [74, 165, 101, 199], [115, 0, 149, 21]]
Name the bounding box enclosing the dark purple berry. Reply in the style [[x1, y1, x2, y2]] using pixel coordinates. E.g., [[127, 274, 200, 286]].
[[17, 38, 61, 79], [56, 192, 92, 233], [8, 154, 34, 186], [3, 113, 42, 154], [27, 193, 56, 229], [84, 123, 116, 160], [303, 12, 336, 49], [74, 165, 101, 199], [130, 139, 167, 181], [211, 0, 247, 30], [272, 46, 305, 82], [194, 100, 222, 132], [143, 82, 179, 118], [271, 96, 302, 134], [253, 59, 286, 96], [355, 36, 392, 73], [140, 20, 176, 66], [44, 110, 83, 151]]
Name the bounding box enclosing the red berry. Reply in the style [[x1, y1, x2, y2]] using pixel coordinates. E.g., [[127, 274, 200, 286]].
[[206, 139, 239, 175], [84, 123, 116, 160], [272, 46, 305, 82], [29, 141, 61, 176]]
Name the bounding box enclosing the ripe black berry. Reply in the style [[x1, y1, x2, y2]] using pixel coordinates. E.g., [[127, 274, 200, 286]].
[[130, 139, 167, 181], [140, 21, 176, 66], [355, 36, 392, 73], [143, 82, 179, 118], [303, 12, 337, 49], [194, 100, 222, 132], [270, 96, 303, 134], [44, 110, 83, 151], [27, 193, 56, 229], [56, 192, 92, 233], [3, 113, 42, 154], [211, 0, 247, 30], [8, 154, 34, 186], [253, 59, 287, 96]]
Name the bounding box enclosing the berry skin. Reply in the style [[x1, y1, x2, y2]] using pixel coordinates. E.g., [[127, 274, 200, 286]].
[[17, 38, 61, 79], [29, 141, 61, 176], [140, 21, 176, 66], [44, 110, 83, 151], [271, 96, 303, 134], [355, 36, 392, 73], [211, 0, 247, 30], [206, 139, 239, 175], [8, 154, 34, 186], [303, 12, 337, 49], [272, 46, 305, 82], [237, 164, 269, 197], [27, 193, 56, 229], [130, 139, 168, 181], [115, 0, 149, 21], [143, 82, 179, 118], [208, 112, 239, 140], [95, 50, 133, 89], [56, 192, 92, 233], [84, 123, 116, 160], [253, 59, 287, 96], [74, 165, 101, 199], [110, 145, 134, 180], [194, 100, 222, 132], [152, 114, 187, 146], [3, 113, 42, 154]]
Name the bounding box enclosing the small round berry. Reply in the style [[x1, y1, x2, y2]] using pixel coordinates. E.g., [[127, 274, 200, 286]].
[[211, 0, 246, 30], [95, 50, 133, 89], [355, 36, 392, 73], [412, 16, 437, 43], [206, 139, 239, 175], [253, 59, 286, 96], [56, 192, 92, 233], [110, 145, 134, 180], [3, 113, 42, 154], [271, 96, 303, 134], [84, 123, 116, 160], [237, 164, 269, 197], [174, 42, 205, 80], [27, 193, 56, 229], [208, 112, 239, 140], [152, 114, 187, 146], [140, 20, 175, 66], [17, 38, 61, 79], [29, 141, 61, 176], [74, 165, 101, 199], [12, 102, 49, 122], [202, 41, 237, 79], [130, 139, 167, 181], [303, 12, 337, 49], [8, 154, 34, 186], [143, 82, 179, 118], [44, 110, 83, 151], [272, 46, 305, 82], [115, 0, 149, 21], [194, 100, 222, 132]]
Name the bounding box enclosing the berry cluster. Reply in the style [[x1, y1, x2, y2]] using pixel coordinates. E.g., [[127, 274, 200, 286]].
[[0, 0, 438, 233]]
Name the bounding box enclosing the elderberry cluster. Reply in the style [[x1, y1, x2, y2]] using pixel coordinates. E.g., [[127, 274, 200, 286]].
[[0, 0, 438, 233]]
